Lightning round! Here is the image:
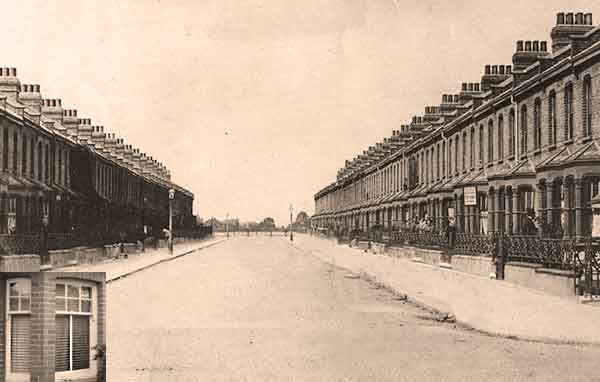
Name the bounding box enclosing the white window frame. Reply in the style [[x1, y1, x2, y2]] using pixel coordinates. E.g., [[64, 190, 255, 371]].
[[55, 280, 98, 381], [5, 277, 31, 382]]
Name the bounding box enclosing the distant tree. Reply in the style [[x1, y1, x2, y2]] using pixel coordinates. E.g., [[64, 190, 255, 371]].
[[260, 217, 276, 231]]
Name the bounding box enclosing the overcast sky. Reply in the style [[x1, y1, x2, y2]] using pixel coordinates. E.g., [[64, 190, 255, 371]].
[[4, 0, 599, 225]]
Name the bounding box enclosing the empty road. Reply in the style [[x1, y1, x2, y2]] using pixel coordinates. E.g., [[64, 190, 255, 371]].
[[108, 235, 600, 381]]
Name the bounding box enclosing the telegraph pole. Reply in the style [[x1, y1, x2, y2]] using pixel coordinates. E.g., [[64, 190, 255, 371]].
[[290, 204, 294, 242]]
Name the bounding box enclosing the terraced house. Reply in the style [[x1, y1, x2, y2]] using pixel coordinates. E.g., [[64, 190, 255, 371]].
[[0, 66, 200, 266], [313, 12, 600, 242]]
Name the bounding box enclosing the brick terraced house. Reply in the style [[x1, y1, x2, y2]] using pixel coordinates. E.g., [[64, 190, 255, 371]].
[[0, 66, 200, 261], [0, 272, 106, 382], [313, 12, 600, 242]]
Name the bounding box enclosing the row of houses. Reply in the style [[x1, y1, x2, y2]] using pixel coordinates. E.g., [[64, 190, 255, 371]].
[[313, 12, 600, 240], [0, 66, 196, 249]]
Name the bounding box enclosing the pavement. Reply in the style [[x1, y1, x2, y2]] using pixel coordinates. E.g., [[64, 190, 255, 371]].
[[108, 236, 600, 382], [51, 236, 227, 282], [291, 234, 600, 344]]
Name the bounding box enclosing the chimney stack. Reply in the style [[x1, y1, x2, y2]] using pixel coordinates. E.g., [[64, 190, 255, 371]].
[[0, 67, 20, 100], [551, 11, 594, 52], [512, 40, 550, 71]]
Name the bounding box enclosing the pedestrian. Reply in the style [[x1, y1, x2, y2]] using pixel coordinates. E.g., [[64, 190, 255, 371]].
[[447, 216, 456, 249]]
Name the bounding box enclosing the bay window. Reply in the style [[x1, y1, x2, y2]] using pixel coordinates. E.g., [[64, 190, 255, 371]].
[[55, 281, 97, 376]]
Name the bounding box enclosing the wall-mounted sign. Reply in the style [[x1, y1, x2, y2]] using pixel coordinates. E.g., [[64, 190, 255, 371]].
[[464, 187, 477, 206]]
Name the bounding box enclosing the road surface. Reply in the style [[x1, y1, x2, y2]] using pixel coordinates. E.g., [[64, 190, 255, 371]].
[[108, 236, 600, 381]]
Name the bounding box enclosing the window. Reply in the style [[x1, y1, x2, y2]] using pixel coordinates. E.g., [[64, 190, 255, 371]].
[[30, 138, 34, 177], [462, 132, 466, 170], [479, 125, 484, 166], [498, 115, 504, 160], [565, 82, 574, 140], [58, 149, 62, 184], [520, 105, 528, 156], [548, 91, 557, 145], [6, 278, 31, 375], [470, 127, 475, 168], [583, 75, 592, 137], [3, 129, 8, 170], [509, 109, 515, 156], [13, 132, 18, 173], [21, 136, 27, 176], [534, 98, 541, 150], [436, 144, 440, 180], [55, 281, 95, 374], [441, 141, 446, 177], [45, 144, 49, 183], [37, 142, 42, 181], [488, 120, 494, 163], [454, 136, 458, 174], [448, 139, 453, 176]]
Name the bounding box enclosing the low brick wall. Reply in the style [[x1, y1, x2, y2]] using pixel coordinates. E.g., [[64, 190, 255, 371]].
[[48, 246, 110, 268], [0, 255, 40, 272], [386, 245, 416, 259], [504, 261, 576, 298], [414, 248, 443, 265], [451, 255, 495, 277]]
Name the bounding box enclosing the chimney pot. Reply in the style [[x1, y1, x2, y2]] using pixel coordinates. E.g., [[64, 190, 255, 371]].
[[499, 65, 505, 75], [11, 68, 16, 76], [506, 65, 512, 74], [474, 83, 480, 92], [540, 41, 547, 51], [468, 83, 474, 91], [453, 94, 459, 103], [532, 41, 539, 51], [575, 12, 583, 24], [525, 41, 532, 51], [516, 40, 524, 52], [461, 83, 468, 91], [566, 12, 574, 24], [557, 12, 565, 24], [585, 13, 593, 25], [492, 65, 498, 74], [58, 99, 61, 106], [485, 65, 491, 74]]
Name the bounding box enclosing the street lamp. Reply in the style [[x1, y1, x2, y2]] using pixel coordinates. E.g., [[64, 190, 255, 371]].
[[168, 188, 175, 255], [226, 212, 229, 238], [289, 204, 294, 242]]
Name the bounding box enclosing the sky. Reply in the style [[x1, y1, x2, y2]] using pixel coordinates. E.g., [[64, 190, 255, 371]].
[[4, 0, 600, 226]]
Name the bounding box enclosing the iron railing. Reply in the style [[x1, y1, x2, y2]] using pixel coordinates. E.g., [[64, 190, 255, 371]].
[[451, 233, 497, 257], [0, 234, 40, 255], [501, 235, 577, 270], [391, 231, 448, 248]]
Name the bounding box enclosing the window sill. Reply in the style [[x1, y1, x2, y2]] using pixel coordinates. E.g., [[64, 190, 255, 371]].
[[497, 159, 504, 165], [507, 155, 515, 161], [533, 149, 542, 156], [546, 144, 556, 152], [519, 154, 528, 161], [580, 136, 592, 144], [487, 162, 494, 168], [563, 139, 574, 146]]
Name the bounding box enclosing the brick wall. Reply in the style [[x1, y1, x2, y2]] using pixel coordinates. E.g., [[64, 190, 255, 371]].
[[30, 272, 56, 382], [0, 272, 106, 382], [0, 278, 5, 382], [0, 255, 40, 272]]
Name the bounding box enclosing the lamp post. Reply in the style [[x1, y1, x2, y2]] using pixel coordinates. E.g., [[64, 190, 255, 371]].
[[289, 204, 294, 242], [226, 212, 229, 238], [168, 188, 175, 255]]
